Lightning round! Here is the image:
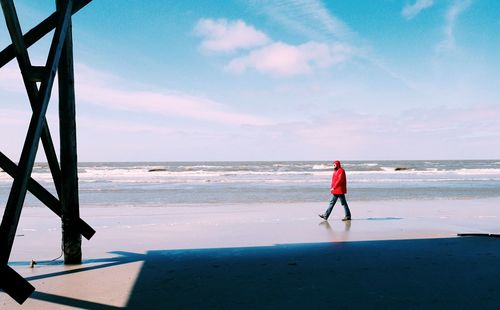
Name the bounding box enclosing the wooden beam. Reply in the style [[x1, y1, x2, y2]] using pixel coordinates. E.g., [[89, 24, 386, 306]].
[[27, 65, 45, 82], [0, 0, 74, 265], [0, 0, 91, 68], [0, 0, 94, 304], [57, 0, 81, 264], [0, 0, 63, 199], [0, 265, 35, 304], [0, 0, 33, 69], [0, 152, 95, 240]]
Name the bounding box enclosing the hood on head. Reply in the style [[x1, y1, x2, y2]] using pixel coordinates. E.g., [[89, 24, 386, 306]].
[[334, 160, 341, 168]]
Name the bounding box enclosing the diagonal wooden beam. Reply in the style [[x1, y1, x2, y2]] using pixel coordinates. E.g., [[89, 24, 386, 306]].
[[0, 0, 74, 265], [0, 264, 35, 304], [0, 0, 91, 68], [0, 1, 92, 199], [0, 1, 63, 199], [0, 152, 95, 240]]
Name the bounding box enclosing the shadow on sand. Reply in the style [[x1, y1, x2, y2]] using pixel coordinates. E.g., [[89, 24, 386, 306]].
[[11, 237, 500, 309]]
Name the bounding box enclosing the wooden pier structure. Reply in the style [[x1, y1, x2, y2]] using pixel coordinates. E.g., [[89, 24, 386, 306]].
[[0, 0, 95, 304]]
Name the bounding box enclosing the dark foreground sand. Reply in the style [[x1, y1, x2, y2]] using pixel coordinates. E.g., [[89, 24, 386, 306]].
[[1, 199, 500, 309]]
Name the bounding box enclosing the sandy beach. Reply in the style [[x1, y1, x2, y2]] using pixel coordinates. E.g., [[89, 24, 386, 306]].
[[1, 198, 500, 309], [1, 0, 500, 306]]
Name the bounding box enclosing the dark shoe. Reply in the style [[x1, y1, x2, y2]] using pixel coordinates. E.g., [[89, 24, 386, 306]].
[[319, 214, 327, 220], [342, 216, 351, 221]]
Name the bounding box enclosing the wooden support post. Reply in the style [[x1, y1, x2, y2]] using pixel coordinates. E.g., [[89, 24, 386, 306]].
[[57, 0, 81, 264], [0, 0, 73, 265], [0, 0, 94, 303]]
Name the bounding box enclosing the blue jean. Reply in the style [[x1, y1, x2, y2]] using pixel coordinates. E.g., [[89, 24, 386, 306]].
[[324, 194, 351, 219]]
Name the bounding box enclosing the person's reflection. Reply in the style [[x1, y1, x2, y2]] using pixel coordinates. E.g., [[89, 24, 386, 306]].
[[319, 219, 351, 241], [319, 220, 333, 231], [344, 219, 351, 232]]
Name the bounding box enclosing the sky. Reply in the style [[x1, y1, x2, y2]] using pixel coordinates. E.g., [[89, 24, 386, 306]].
[[1, 0, 499, 161]]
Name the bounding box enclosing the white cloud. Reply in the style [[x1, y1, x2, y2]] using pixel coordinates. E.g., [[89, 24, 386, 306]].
[[78, 116, 180, 135], [402, 0, 434, 20], [274, 105, 500, 159], [251, 0, 352, 40], [193, 6, 359, 78], [243, 2, 420, 90], [194, 18, 270, 53], [437, 0, 472, 51], [226, 41, 353, 76], [75, 64, 272, 126]]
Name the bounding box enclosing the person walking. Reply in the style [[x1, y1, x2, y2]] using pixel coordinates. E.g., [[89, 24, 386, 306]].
[[319, 160, 351, 221]]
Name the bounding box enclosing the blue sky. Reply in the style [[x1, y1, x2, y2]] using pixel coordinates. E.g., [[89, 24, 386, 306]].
[[1, 0, 499, 161]]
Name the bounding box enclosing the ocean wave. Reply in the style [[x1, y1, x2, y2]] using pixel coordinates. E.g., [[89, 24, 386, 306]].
[[100, 178, 326, 185], [455, 168, 500, 175], [350, 177, 500, 183], [3, 162, 500, 186], [312, 164, 330, 170], [344, 163, 378, 167], [3, 168, 500, 184]]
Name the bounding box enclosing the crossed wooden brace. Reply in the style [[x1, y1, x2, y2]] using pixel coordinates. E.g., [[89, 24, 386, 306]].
[[0, 0, 94, 304]]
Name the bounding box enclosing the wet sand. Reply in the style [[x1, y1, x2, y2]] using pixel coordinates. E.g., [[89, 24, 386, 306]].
[[1, 198, 500, 308]]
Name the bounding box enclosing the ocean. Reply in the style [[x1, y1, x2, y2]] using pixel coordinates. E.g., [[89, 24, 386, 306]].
[[1, 160, 500, 207]]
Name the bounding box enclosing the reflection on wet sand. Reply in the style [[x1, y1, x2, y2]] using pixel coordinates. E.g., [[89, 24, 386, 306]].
[[319, 219, 351, 241]]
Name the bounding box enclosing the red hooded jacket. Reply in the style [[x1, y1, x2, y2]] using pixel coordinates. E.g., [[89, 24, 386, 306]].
[[330, 160, 347, 195]]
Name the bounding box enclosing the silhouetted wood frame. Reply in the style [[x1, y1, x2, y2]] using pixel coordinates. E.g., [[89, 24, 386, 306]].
[[0, 0, 95, 304]]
